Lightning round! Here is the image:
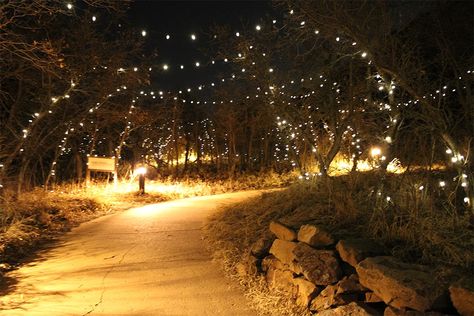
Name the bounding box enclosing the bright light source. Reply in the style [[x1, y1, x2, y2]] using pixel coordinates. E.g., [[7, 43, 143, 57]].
[[190, 34, 196, 40], [135, 167, 147, 175], [255, 25, 261, 31], [439, 181, 446, 187], [92, 16, 97, 22], [163, 64, 169, 70], [235, 32, 240, 37], [66, 3, 73, 10], [165, 34, 170, 40], [269, 68, 274, 73], [141, 30, 147, 37], [195, 62, 200, 67], [370, 147, 381, 157]]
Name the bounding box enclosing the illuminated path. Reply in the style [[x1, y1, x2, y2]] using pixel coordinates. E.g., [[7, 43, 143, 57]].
[[0, 191, 263, 315]]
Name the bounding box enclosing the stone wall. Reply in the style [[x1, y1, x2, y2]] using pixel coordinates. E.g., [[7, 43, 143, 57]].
[[237, 221, 474, 315]]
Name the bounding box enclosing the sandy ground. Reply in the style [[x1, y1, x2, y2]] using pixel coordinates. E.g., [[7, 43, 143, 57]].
[[0, 191, 263, 316]]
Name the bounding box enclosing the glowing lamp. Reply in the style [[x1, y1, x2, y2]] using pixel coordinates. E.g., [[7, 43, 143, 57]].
[[136, 167, 147, 175], [370, 147, 381, 157]]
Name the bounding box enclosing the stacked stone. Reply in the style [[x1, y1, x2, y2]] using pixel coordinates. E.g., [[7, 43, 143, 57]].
[[238, 221, 474, 316]]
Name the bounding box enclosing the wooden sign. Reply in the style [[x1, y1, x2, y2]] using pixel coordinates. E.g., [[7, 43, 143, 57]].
[[87, 157, 115, 172]]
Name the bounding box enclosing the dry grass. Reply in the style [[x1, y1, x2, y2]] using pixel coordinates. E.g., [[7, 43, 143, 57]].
[[0, 189, 110, 266], [0, 171, 293, 271], [204, 171, 474, 314]]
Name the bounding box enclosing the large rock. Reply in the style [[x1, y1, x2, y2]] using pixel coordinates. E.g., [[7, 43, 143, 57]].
[[336, 274, 368, 294], [269, 239, 297, 265], [266, 267, 295, 291], [297, 224, 334, 247], [236, 252, 260, 277], [336, 238, 385, 267], [449, 278, 474, 316], [318, 302, 380, 316], [269, 221, 297, 241], [261, 255, 286, 272], [356, 256, 446, 312], [365, 292, 383, 303], [310, 284, 358, 311], [310, 275, 367, 312], [250, 237, 274, 258], [293, 242, 342, 285], [384, 306, 444, 316], [292, 277, 320, 307]]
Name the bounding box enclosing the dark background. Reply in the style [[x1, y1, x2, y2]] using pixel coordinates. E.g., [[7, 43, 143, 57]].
[[128, 1, 271, 92]]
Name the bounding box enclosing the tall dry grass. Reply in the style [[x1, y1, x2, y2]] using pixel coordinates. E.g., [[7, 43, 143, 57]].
[[204, 171, 474, 314], [0, 171, 294, 270]]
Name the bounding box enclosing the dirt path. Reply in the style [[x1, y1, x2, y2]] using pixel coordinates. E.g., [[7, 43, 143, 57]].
[[0, 191, 263, 315]]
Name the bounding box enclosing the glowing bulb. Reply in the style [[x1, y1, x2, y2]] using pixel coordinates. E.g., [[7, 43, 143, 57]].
[[92, 16, 97, 22], [269, 68, 274, 73], [135, 167, 147, 175], [141, 30, 147, 37], [191, 34, 196, 40], [162, 64, 169, 70], [66, 3, 73, 10], [361, 52, 368, 58], [180, 65, 184, 69], [195, 62, 200, 67], [166, 34, 170, 40], [370, 147, 381, 157], [235, 32, 240, 37], [385, 136, 392, 143], [439, 181, 446, 187], [256, 25, 261, 31]]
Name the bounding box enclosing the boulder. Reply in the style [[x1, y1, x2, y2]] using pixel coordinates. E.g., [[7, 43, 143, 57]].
[[262, 254, 302, 275], [269, 221, 297, 241], [236, 252, 260, 277], [384, 306, 444, 316], [356, 256, 446, 312], [293, 242, 342, 285], [266, 267, 295, 292], [292, 277, 320, 307], [297, 224, 334, 247], [336, 274, 368, 294], [310, 284, 358, 311], [250, 237, 274, 258], [336, 238, 385, 267], [310, 275, 367, 312], [269, 239, 297, 266], [317, 302, 380, 316], [365, 292, 383, 303], [449, 278, 474, 316], [261, 255, 286, 272]]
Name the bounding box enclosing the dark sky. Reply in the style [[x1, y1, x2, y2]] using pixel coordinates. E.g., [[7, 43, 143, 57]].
[[128, 1, 272, 92]]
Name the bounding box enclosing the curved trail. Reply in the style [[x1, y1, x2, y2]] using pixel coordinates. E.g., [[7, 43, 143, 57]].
[[0, 191, 263, 315]]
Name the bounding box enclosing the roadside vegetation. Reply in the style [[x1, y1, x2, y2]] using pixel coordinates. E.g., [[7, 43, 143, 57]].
[[204, 171, 474, 315], [0, 171, 293, 275]]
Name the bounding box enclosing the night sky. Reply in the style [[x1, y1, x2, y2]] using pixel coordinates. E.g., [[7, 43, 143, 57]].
[[128, 1, 271, 92]]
